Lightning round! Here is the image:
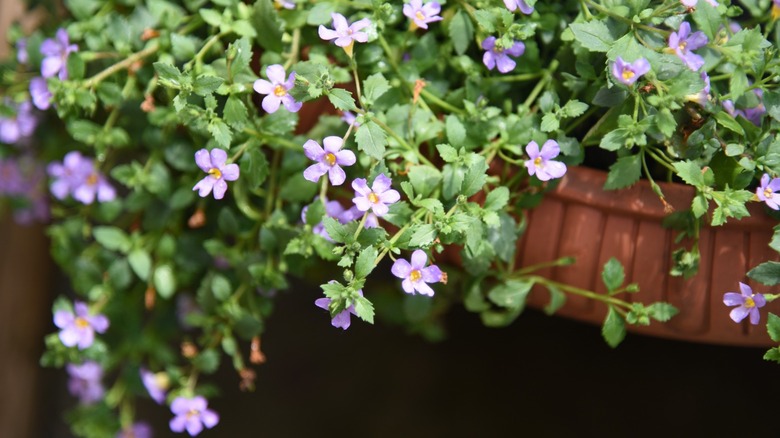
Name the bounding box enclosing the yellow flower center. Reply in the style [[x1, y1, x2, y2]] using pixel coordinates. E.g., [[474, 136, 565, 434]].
[[773, 5, 780, 20], [208, 168, 222, 179], [325, 153, 337, 166], [75, 317, 90, 328], [765, 187, 774, 199], [534, 156, 543, 167], [415, 11, 425, 20], [678, 41, 687, 51], [86, 173, 98, 186], [368, 192, 379, 204], [410, 269, 422, 282], [745, 296, 756, 308], [186, 409, 199, 420], [622, 70, 635, 81], [273, 85, 287, 97]]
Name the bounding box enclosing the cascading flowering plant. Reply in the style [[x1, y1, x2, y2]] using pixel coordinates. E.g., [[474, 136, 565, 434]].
[[4, 0, 780, 435]]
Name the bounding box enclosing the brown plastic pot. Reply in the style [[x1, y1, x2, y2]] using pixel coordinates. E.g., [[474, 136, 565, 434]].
[[518, 166, 780, 347]]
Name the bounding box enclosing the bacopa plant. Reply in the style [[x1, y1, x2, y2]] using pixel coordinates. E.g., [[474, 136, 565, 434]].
[[3, 0, 780, 435]]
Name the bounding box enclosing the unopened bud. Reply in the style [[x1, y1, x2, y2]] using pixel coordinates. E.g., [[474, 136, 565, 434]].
[[145, 286, 156, 310], [188, 208, 206, 228], [250, 336, 266, 364], [141, 28, 160, 41], [181, 342, 198, 358], [141, 95, 156, 113]]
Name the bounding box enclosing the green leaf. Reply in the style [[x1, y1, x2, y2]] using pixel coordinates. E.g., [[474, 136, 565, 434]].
[[767, 313, 780, 342], [715, 111, 746, 136], [729, 68, 749, 101], [128, 249, 152, 281], [153, 265, 176, 299], [599, 129, 628, 151], [604, 154, 641, 190], [569, 21, 614, 52], [409, 224, 437, 247], [363, 73, 391, 106], [326, 88, 357, 111], [322, 217, 351, 243], [560, 100, 588, 118], [450, 10, 474, 55], [252, 0, 284, 52], [354, 246, 378, 279], [483, 187, 509, 211], [408, 166, 442, 198], [93, 226, 131, 253], [692, 0, 722, 41], [473, 9, 496, 32], [442, 164, 465, 199], [540, 113, 559, 132], [601, 257, 625, 293], [437, 144, 459, 163], [445, 116, 466, 146], [307, 2, 337, 25], [354, 296, 375, 324], [487, 279, 534, 311], [602, 306, 626, 348], [208, 119, 232, 148], [543, 284, 566, 315], [673, 160, 705, 188], [355, 120, 388, 160], [461, 154, 489, 197], [199, 8, 223, 27], [223, 95, 248, 129], [770, 226, 780, 254], [747, 261, 780, 286], [763, 347, 780, 364], [227, 37, 252, 78], [231, 20, 257, 38], [646, 302, 679, 322], [193, 349, 220, 373], [655, 108, 676, 138], [240, 147, 269, 190], [212, 274, 232, 301]]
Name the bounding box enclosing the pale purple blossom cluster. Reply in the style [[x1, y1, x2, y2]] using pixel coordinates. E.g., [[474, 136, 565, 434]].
[[30, 77, 53, 110], [48, 151, 116, 204], [403, 0, 443, 30], [0, 156, 50, 224], [0, 101, 37, 145], [192, 148, 240, 200], [391, 250, 443, 296], [681, 0, 718, 7], [756, 174, 780, 210], [524, 140, 567, 181], [723, 282, 766, 325], [504, 0, 533, 14], [302, 198, 364, 241], [319, 13, 371, 56], [303, 136, 356, 186], [140, 368, 168, 404], [315, 289, 363, 330], [352, 174, 401, 217], [169, 396, 219, 436], [668, 22, 708, 71], [116, 423, 152, 438], [54, 301, 109, 350], [611, 57, 650, 86], [253, 64, 302, 114], [66, 361, 105, 404], [482, 36, 525, 73], [723, 89, 766, 126], [41, 28, 78, 80]]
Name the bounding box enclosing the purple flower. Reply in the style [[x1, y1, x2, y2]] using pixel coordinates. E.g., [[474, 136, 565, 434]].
[[482, 36, 525, 74], [681, 0, 719, 6], [611, 57, 650, 86], [0, 158, 25, 195], [524, 140, 567, 181], [302, 198, 352, 241], [66, 361, 105, 404], [0, 101, 38, 144], [252, 64, 302, 114], [756, 174, 780, 210], [40, 28, 78, 80], [391, 250, 443, 296], [9, 157, 49, 224], [724, 282, 766, 325], [30, 77, 53, 110], [668, 22, 708, 71], [140, 368, 168, 404], [47, 151, 116, 204], [723, 89, 765, 126], [54, 301, 109, 350], [318, 13, 371, 56], [193, 148, 240, 200], [686, 71, 710, 106], [169, 396, 219, 436], [403, 0, 443, 30], [16, 39, 28, 64], [274, 0, 295, 9], [341, 111, 360, 127], [314, 289, 363, 330], [303, 136, 356, 186], [117, 422, 153, 438], [503, 0, 534, 14], [352, 173, 400, 217]]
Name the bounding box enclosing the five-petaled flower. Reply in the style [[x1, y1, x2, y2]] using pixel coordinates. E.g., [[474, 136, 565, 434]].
[[169, 395, 220, 436], [352, 173, 400, 217], [253, 64, 302, 114], [391, 250, 443, 296], [668, 22, 708, 71], [315, 290, 363, 330], [611, 57, 651, 86], [0, 101, 37, 145], [503, 0, 533, 14], [724, 282, 766, 325], [140, 368, 169, 404], [54, 301, 109, 350], [117, 422, 153, 438], [681, 0, 719, 7], [47, 151, 116, 204], [40, 28, 78, 80], [403, 0, 443, 30], [193, 148, 240, 200], [66, 361, 105, 404], [303, 136, 356, 186], [482, 36, 525, 74], [524, 140, 567, 181], [756, 173, 780, 210], [30, 77, 53, 110], [318, 13, 371, 57]]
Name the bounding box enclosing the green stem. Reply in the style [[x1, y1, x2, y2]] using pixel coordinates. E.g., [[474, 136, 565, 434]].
[[353, 212, 369, 241], [374, 209, 427, 265], [528, 275, 632, 310], [523, 59, 558, 110], [368, 115, 435, 167], [83, 43, 159, 89], [283, 28, 301, 71]]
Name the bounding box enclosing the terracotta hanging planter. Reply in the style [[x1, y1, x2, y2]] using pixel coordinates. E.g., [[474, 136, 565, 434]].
[[518, 166, 780, 347]]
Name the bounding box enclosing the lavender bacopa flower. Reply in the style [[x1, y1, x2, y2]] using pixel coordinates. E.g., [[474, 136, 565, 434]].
[[403, 0, 443, 30], [503, 0, 534, 14], [341, 111, 360, 127], [524, 140, 567, 181], [67, 361, 105, 404], [47, 151, 116, 204], [30, 77, 53, 110], [685, 71, 711, 106], [117, 422, 153, 438], [352, 173, 400, 217], [756, 173, 780, 210], [668, 22, 708, 71], [318, 13, 371, 56], [193, 148, 240, 200], [0, 101, 37, 145], [40, 28, 78, 80], [54, 301, 109, 350], [723, 89, 765, 126], [16, 38, 28, 64], [140, 368, 169, 404], [252, 64, 302, 114], [303, 136, 356, 186], [724, 282, 766, 325], [274, 0, 295, 9], [681, 0, 719, 7], [314, 290, 363, 330], [611, 57, 650, 86], [169, 396, 219, 436], [482, 36, 525, 74], [0, 158, 25, 195], [301, 198, 358, 241], [391, 250, 443, 296]]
